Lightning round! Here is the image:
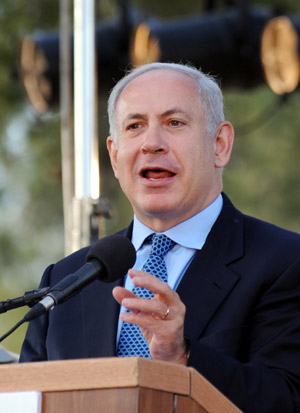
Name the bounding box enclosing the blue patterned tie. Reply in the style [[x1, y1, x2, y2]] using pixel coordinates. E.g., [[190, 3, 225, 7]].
[[117, 234, 175, 358]]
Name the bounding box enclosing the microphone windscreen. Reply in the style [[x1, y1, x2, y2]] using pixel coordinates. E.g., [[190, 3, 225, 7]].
[[86, 235, 136, 283]]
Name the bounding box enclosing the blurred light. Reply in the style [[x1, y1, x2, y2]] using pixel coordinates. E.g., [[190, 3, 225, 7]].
[[261, 16, 300, 95], [130, 23, 160, 66], [19, 34, 59, 113], [20, 37, 51, 113]]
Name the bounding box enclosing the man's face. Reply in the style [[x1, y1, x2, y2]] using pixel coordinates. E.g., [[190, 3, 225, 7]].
[[107, 69, 233, 231]]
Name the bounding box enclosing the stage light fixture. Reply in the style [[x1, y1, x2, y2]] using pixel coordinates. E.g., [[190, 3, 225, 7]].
[[261, 16, 300, 95], [19, 33, 59, 113], [129, 8, 271, 88], [130, 23, 160, 66], [17, 9, 300, 113]]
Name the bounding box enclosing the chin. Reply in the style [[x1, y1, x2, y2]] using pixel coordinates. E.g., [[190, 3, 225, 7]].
[[142, 203, 179, 221], [143, 196, 174, 210]]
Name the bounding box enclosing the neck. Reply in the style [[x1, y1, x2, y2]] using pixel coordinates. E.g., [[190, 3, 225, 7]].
[[135, 192, 222, 233]]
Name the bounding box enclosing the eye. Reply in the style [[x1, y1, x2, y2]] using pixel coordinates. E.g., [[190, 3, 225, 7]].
[[127, 122, 141, 130], [169, 119, 184, 127]]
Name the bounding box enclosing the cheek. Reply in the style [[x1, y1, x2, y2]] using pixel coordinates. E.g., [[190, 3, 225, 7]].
[[117, 139, 142, 172], [185, 142, 215, 179], [115, 150, 135, 184]]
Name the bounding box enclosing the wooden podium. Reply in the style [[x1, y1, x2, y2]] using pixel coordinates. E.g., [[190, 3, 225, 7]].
[[0, 358, 241, 412]]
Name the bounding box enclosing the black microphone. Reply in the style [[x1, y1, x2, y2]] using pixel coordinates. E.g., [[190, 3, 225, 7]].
[[24, 234, 136, 322], [0, 287, 50, 314]]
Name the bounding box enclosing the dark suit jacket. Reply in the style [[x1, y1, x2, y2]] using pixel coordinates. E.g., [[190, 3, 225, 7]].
[[20, 194, 300, 412]]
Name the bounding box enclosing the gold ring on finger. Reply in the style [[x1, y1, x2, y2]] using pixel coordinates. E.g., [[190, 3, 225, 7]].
[[162, 308, 170, 320]]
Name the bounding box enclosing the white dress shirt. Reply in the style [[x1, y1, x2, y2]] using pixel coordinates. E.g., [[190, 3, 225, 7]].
[[116, 193, 223, 343]]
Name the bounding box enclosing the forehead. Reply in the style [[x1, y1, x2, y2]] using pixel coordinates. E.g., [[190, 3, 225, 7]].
[[115, 69, 203, 118]]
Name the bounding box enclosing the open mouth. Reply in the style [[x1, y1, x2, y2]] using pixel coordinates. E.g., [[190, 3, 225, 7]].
[[141, 168, 176, 180]]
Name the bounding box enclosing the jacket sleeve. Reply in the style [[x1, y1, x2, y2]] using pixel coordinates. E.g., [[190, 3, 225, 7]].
[[19, 264, 53, 362], [187, 256, 300, 413]]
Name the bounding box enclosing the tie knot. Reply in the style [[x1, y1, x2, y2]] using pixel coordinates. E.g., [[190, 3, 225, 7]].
[[147, 234, 175, 258]]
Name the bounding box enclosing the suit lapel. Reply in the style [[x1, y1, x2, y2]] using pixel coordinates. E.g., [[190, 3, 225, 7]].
[[177, 194, 244, 340], [80, 225, 134, 357], [80, 277, 123, 357]]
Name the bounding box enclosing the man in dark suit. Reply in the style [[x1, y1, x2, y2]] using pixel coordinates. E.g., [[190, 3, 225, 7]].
[[20, 63, 300, 412]]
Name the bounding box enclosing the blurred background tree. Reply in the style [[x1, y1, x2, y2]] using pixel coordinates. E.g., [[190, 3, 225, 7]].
[[0, 0, 300, 353]]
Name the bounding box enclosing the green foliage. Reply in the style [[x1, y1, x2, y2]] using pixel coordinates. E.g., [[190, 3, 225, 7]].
[[223, 87, 300, 233], [0, 1, 62, 353]]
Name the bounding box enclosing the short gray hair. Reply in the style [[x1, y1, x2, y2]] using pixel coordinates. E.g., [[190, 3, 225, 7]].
[[107, 62, 225, 143]]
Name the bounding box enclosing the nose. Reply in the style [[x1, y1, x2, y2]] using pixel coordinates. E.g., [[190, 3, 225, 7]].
[[141, 125, 168, 154]]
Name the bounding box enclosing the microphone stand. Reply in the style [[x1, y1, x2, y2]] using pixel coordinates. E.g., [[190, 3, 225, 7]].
[[0, 287, 50, 314], [0, 288, 50, 343]]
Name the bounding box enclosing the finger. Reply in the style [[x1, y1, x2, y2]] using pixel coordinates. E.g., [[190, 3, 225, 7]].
[[120, 307, 168, 328], [129, 270, 170, 294], [112, 286, 137, 305], [129, 270, 180, 305], [121, 296, 169, 319]]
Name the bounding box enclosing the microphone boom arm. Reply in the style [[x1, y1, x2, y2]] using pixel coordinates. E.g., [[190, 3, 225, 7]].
[[0, 287, 50, 314]]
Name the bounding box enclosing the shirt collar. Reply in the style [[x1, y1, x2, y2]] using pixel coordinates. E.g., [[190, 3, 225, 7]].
[[131, 193, 223, 251]]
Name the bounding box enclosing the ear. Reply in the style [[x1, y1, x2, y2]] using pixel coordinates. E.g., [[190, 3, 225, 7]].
[[214, 121, 234, 169], [106, 136, 119, 179]]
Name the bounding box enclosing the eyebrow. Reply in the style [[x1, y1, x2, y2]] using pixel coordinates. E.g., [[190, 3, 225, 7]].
[[123, 107, 191, 123], [120, 113, 147, 130], [160, 108, 191, 119], [123, 113, 147, 122]]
